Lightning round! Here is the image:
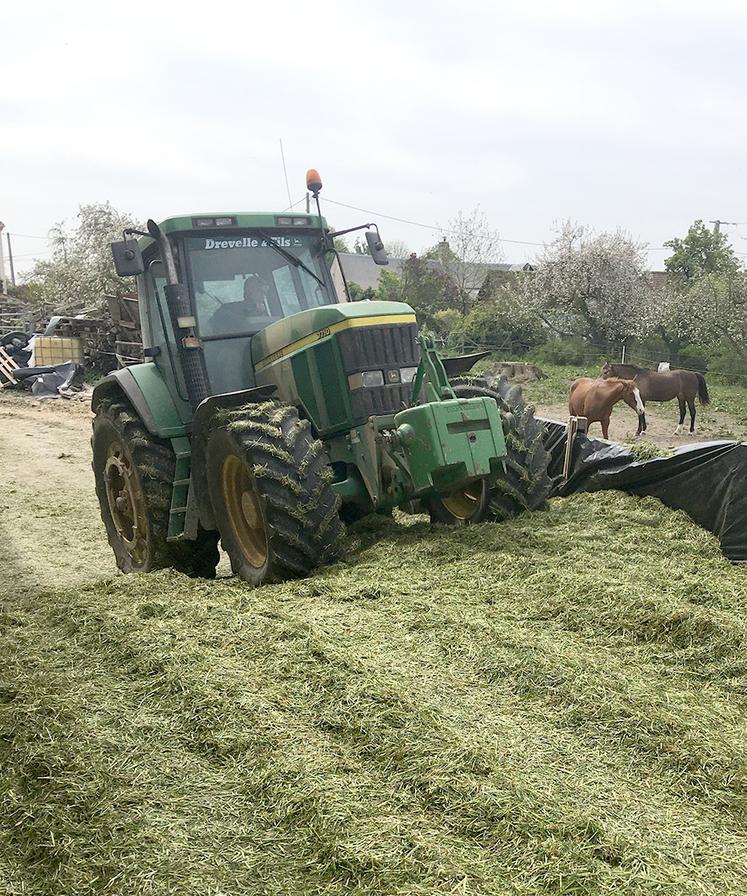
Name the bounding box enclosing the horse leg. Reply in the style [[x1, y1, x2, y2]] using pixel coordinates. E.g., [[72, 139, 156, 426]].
[[688, 396, 696, 433], [674, 397, 686, 435], [601, 416, 610, 439]]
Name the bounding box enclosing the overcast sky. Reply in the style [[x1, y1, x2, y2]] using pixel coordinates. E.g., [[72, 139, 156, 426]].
[[3, 0, 747, 275]]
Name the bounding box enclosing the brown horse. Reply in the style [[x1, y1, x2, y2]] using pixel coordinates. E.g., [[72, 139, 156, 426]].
[[569, 377, 645, 439], [601, 363, 710, 435]]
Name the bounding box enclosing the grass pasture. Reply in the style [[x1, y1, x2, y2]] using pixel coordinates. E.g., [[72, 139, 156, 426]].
[[2, 492, 747, 895]]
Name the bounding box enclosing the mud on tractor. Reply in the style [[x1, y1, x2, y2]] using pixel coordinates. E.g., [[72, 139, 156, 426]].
[[92, 170, 552, 585]]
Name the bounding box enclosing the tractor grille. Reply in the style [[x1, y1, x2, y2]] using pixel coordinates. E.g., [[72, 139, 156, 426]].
[[337, 322, 420, 420]]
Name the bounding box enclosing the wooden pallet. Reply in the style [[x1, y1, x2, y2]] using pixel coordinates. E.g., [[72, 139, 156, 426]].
[[0, 346, 20, 387]]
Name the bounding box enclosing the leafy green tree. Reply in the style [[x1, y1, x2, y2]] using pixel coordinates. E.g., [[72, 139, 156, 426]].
[[347, 281, 376, 301], [448, 286, 543, 353], [431, 309, 462, 341], [375, 268, 405, 303], [375, 255, 455, 329], [664, 220, 740, 283]]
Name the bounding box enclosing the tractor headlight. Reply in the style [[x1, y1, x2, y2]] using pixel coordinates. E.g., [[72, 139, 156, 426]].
[[400, 366, 418, 384], [348, 370, 385, 390]]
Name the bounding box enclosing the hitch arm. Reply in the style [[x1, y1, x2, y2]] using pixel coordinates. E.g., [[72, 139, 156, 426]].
[[411, 335, 456, 404]]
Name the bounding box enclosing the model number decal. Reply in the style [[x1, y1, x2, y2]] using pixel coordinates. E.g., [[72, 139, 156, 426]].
[[316, 327, 331, 339]]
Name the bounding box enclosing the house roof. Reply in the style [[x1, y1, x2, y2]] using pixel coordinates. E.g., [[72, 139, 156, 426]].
[[338, 253, 405, 291], [338, 254, 534, 293]]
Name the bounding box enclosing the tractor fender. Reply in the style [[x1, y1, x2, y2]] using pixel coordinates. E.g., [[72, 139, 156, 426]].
[[189, 385, 278, 530], [92, 364, 189, 439]]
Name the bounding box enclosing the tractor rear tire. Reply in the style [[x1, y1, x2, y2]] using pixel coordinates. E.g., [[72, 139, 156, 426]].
[[92, 397, 220, 577], [205, 400, 343, 587], [431, 376, 553, 524]]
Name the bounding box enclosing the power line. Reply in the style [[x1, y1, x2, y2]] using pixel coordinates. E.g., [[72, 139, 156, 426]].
[[8, 232, 49, 240], [280, 196, 306, 213], [318, 197, 709, 253], [323, 197, 545, 247]]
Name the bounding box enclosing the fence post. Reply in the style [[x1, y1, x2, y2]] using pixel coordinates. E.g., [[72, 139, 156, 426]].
[[621, 342, 626, 364], [563, 416, 587, 480]]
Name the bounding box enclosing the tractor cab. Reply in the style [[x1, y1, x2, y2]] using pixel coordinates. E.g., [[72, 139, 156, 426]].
[[137, 214, 346, 395]]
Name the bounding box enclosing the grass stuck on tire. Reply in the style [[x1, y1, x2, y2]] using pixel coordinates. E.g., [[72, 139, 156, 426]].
[[2, 491, 747, 895], [207, 400, 343, 586], [91, 396, 219, 578]]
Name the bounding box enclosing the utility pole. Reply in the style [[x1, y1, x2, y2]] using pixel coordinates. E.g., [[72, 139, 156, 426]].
[[6, 233, 15, 288], [710, 219, 738, 234], [0, 222, 6, 294]]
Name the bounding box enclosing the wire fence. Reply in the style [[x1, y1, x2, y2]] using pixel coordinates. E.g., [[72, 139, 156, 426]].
[[443, 337, 747, 385]]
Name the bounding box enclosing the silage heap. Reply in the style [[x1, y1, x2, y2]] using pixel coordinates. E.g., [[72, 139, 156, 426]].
[[1, 492, 747, 895]]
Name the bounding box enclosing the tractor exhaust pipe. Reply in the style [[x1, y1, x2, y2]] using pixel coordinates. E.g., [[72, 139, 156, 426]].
[[147, 219, 209, 410]]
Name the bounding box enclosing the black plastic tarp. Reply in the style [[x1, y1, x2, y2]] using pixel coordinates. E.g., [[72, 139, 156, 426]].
[[23, 361, 83, 398], [542, 419, 747, 564]]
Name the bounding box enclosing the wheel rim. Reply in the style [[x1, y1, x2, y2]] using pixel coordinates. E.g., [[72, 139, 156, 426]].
[[221, 454, 268, 569], [104, 441, 148, 565], [440, 480, 486, 521]]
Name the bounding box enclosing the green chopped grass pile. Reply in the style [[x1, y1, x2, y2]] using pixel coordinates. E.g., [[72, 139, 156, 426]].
[[1, 493, 747, 895], [627, 440, 674, 460]]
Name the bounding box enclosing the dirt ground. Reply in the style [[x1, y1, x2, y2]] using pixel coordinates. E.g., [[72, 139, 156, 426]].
[[0, 392, 113, 589], [535, 398, 747, 448]]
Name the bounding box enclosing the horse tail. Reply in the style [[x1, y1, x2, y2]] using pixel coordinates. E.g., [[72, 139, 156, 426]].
[[696, 373, 710, 405]]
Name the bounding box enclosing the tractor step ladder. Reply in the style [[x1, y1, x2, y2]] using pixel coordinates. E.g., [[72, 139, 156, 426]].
[[0, 347, 20, 388], [167, 436, 192, 539]]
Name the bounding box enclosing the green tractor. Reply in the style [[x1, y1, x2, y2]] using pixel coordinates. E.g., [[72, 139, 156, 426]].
[[92, 170, 552, 585]]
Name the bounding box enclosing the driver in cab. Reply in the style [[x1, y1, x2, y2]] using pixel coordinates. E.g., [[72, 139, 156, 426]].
[[209, 276, 270, 334]]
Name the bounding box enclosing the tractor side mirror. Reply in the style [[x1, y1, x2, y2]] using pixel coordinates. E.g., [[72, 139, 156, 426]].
[[111, 239, 145, 277], [365, 231, 389, 266]]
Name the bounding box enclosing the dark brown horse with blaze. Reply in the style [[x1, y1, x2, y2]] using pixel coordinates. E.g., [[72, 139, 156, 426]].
[[601, 363, 710, 435], [569, 377, 645, 439]]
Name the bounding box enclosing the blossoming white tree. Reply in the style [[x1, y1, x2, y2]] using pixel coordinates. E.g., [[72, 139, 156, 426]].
[[523, 222, 655, 347]]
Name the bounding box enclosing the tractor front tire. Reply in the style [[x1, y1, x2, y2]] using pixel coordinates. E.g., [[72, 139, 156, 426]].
[[434, 376, 553, 523], [205, 401, 343, 587], [92, 397, 219, 577]]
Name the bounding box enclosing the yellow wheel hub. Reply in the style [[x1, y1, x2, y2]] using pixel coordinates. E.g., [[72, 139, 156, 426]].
[[440, 480, 486, 522], [104, 442, 148, 565], [222, 454, 268, 569]]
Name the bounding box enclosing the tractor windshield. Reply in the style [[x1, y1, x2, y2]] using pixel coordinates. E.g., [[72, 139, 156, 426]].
[[185, 232, 335, 339]]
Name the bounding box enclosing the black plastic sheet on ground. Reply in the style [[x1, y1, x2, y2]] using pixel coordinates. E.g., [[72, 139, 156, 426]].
[[542, 419, 747, 564], [18, 361, 84, 398]]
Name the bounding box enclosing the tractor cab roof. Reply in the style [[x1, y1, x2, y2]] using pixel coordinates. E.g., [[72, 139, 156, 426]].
[[138, 212, 328, 250]]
